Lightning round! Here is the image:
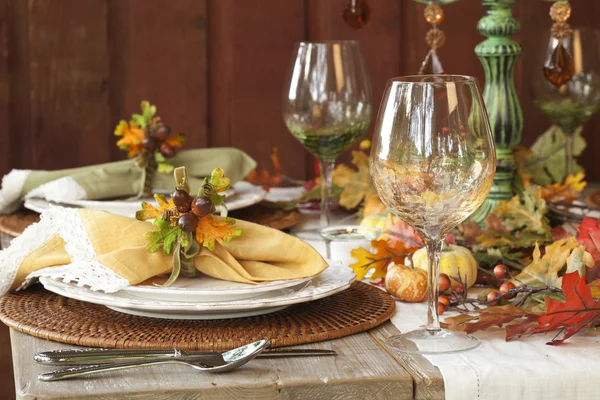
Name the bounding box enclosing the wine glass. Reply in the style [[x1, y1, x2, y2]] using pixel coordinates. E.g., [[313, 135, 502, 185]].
[[531, 27, 600, 177], [283, 41, 372, 236], [370, 75, 496, 354]]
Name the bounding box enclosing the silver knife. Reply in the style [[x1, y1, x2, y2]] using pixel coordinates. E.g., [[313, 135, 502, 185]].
[[35, 348, 336, 365]]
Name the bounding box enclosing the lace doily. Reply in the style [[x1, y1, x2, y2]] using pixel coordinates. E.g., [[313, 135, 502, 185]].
[[25, 176, 88, 203], [0, 207, 129, 295], [0, 169, 31, 215]]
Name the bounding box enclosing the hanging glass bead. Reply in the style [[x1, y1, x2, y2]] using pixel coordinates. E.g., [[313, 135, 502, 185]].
[[544, 42, 575, 87], [550, 2, 571, 22], [343, 0, 371, 30], [424, 4, 444, 25], [418, 3, 446, 75], [419, 50, 445, 75], [544, 1, 574, 86]]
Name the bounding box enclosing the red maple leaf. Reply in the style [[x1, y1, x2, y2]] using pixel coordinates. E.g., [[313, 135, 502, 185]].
[[531, 271, 600, 345], [576, 217, 600, 280]]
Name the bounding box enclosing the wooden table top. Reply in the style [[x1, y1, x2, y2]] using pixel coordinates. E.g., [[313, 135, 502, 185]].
[[9, 322, 444, 400]]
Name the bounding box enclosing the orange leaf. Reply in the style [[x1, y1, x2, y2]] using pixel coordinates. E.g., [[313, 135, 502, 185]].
[[532, 271, 600, 345], [541, 172, 587, 204], [115, 121, 146, 158], [442, 305, 540, 336], [195, 215, 242, 251], [136, 195, 175, 221], [350, 239, 417, 281], [245, 146, 282, 189]]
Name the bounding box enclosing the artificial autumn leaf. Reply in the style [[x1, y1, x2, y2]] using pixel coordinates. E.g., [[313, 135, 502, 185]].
[[332, 150, 376, 210], [164, 133, 186, 148], [136, 194, 175, 221], [201, 168, 231, 206], [246, 147, 283, 189], [515, 237, 594, 288], [114, 120, 146, 158], [130, 100, 157, 128], [350, 239, 416, 281], [494, 188, 550, 235], [442, 304, 540, 335], [531, 271, 600, 345], [195, 215, 242, 251], [541, 172, 587, 203], [521, 125, 586, 185], [576, 217, 600, 281], [143, 217, 182, 255]]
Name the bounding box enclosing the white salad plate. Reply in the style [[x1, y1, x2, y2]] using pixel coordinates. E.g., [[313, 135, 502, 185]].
[[24, 181, 267, 217], [38, 262, 356, 320], [122, 274, 313, 302]]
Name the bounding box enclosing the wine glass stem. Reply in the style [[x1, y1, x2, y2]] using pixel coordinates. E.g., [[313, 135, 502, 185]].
[[319, 159, 335, 229], [564, 130, 574, 178], [425, 238, 444, 332]]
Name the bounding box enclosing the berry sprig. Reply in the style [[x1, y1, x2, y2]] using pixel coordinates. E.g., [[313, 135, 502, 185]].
[[436, 265, 564, 315]]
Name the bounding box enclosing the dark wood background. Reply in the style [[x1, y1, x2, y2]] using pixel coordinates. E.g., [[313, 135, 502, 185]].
[[1, 0, 600, 396]]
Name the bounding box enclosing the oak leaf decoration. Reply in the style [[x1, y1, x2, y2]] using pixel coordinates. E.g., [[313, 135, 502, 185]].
[[350, 239, 417, 281], [195, 216, 242, 251], [531, 271, 600, 345]]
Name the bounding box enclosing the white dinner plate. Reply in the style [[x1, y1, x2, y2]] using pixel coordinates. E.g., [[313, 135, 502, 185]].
[[38, 262, 356, 320], [123, 274, 313, 302], [24, 181, 267, 217]]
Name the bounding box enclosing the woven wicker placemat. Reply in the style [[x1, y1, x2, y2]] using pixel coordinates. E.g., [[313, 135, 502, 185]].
[[0, 282, 394, 350]]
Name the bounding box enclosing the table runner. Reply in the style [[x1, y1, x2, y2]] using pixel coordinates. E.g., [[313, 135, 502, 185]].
[[390, 301, 600, 400]]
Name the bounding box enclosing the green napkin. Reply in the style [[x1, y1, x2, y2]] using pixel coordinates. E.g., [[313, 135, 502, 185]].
[[0, 148, 256, 214]]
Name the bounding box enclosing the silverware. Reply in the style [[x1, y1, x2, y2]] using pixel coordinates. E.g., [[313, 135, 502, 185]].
[[38, 339, 270, 382], [35, 347, 337, 365]]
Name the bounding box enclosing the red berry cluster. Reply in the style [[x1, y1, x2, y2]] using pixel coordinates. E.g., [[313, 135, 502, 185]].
[[166, 185, 216, 233], [142, 122, 177, 158]]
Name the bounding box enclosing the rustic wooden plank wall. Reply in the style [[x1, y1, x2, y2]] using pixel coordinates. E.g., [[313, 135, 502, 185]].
[[0, 0, 600, 397]]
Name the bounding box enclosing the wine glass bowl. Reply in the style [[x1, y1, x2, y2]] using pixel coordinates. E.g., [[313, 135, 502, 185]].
[[531, 27, 600, 176], [283, 40, 372, 231], [370, 75, 496, 354]]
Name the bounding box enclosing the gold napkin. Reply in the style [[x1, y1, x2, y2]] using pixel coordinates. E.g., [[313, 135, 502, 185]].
[[0, 208, 327, 295]]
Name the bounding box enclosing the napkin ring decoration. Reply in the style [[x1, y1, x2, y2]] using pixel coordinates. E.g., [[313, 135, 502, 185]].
[[114, 101, 186, 199], [136, 167, 242, 286]]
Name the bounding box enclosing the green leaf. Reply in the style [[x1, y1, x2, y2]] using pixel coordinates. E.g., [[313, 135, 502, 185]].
[[157, 162, 174, 174], [155, 152, 166, 163], [206, 168, 231, 193], [141, 100, 157, 121], [523, 125, 585, 185], [493, 188, 551, 235], [143, 217, 182, 255]]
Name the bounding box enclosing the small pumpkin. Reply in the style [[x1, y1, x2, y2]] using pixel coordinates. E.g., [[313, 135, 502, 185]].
[[385, 263, 428, 302], [412, 244, 478, 289]]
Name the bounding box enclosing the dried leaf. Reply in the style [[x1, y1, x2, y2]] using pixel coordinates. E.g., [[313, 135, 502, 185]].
[[494, 188, 550, 235], [541, 172, 587, 203], [350, 239, 417, 281], [195, 216, 242, 251], [245, 147, 283, 189], [332, 151, 376, 210], [114, 121, 145, 158], [515, 237, 594, 288], [532, 271, 600, 345], [442, 305, 539, 335], [522, 125, 585, 185], [576, 217, 600, 281]]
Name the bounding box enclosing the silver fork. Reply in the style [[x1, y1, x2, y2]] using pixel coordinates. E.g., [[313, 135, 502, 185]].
[[38, 339, 269, 382]]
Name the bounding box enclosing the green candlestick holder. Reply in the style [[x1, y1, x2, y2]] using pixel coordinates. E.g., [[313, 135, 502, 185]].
[[470, 0, 524, 223]]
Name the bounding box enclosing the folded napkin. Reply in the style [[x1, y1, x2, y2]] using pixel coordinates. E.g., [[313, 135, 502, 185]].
[[0, 208, 328, 296], [0, 148, 256, 215]]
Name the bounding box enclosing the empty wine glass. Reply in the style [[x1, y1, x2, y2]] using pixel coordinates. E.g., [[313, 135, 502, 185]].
[[283, 41, 372, 236], [531, 27, 600, 177], [370, 75, 496, 354]]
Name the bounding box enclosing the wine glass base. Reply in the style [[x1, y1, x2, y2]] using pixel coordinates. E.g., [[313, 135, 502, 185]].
[[386, 328, 481, 355], [294, 228, 326, 241]]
